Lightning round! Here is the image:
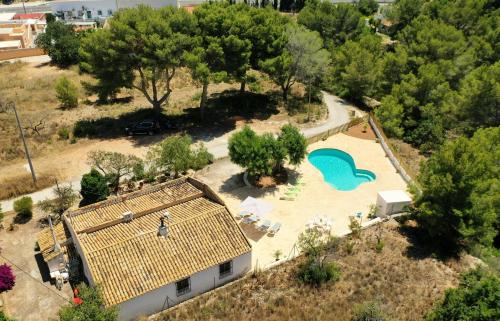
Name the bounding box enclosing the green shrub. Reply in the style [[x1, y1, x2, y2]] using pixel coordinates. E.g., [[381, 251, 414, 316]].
[[0, 310, 16, 321], [297, 259, 341, 287], [277, 124, 307, 166], [375, 238, 384, 253], [132, 162, 145, 181], [13, 196, 33, 217], [345, 240, 355, 254], [147, 135, 213, 178], [351, 301, 387, 321], [58, 284, 118, 321], [58, 127, 70, 140], [349, 217, 362, 238], [70, 137, 77, 144], [55, 77, 78, 108], [228, 125, 306, 177], [356, 0, 378, 16], [425, 268, 499, 321], [73, 120, 98, 137], [80, 169, 109, 205]]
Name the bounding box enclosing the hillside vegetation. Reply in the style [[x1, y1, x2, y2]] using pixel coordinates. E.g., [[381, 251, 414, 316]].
[[155, 220, 476, 321]]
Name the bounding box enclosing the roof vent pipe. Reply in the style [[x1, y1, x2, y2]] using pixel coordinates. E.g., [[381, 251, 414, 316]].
[[158, 217, 168, 237]]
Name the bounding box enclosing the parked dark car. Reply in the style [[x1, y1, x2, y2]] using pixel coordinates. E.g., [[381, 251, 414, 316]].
[[125, 120, 160, 136]]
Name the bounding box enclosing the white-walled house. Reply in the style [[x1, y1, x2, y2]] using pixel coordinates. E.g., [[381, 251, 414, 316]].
[[57, 177, 252, 321], [48, 0, 209, 20]]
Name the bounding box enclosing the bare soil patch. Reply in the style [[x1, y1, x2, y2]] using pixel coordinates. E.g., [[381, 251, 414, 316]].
[[345, 121, 376, 140], [155, 220, 475, 321]]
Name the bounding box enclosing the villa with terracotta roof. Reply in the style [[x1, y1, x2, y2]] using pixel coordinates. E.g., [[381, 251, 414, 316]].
[[38, 177, 252, 320]]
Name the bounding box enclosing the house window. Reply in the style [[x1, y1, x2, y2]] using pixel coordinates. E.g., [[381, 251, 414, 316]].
[[86, 11, 92, 19], [107, 9, 113, 16], [219, 260, 232, 279], [97, 10, 102, 16], [176, 277, 190, 296]]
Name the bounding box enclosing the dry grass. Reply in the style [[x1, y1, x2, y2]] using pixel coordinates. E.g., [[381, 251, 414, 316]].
[[0, 172, 58, 200], [387, 138, 426, 179], [0, 63, 324, 165], [155, 220, 475, 321]]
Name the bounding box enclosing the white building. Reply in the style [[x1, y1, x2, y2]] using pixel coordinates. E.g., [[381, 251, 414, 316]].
[[40, 177, 252, 321], [48, 0, 207, 20], [376, 190, 412, 217]]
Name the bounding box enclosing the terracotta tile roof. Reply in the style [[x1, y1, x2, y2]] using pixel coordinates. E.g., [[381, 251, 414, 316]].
[[12, 13, 45, 20], [66, 177, 251, 307], [38, 222, 72, 262], [67, 178, 203, 233]]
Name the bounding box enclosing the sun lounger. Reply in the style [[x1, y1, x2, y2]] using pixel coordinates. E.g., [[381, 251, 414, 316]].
[[280, 196, 295, 201], [243, 214, 258, 224], [237, 210, 251, 219], [268, 222, 282, 235], [287, 184, 301, 191], [258, 220, 271, 231]]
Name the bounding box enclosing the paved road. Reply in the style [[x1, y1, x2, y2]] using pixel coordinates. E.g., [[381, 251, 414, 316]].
[[0, 1, 50, 14], [0, 91, 359, 211]]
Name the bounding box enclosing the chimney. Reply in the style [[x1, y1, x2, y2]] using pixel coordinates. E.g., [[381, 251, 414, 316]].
[[157, 217, 168, 237], [122, 211, 134, 222]]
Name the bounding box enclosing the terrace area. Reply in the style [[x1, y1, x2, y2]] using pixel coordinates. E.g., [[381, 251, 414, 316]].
[[196, 132, 408, 267]]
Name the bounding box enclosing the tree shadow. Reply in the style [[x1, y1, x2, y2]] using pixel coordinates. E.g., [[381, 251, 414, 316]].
[[219, 172, 245, 194], [218, 177, 280, 202], [398, 222, 459, 261], [72, 89, 279, 148], [13, 213, 32, 225], [238, 222, 268, 242], [34, 253, 52, 283]]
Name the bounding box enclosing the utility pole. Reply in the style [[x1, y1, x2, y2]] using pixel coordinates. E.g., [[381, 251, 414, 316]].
[[11, 101, 37, 185], [22, 0, 27, 14]]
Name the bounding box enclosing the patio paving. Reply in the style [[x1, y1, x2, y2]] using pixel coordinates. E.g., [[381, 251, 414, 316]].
[[0, 209, 72, 321], [196, 133, 408, 268]]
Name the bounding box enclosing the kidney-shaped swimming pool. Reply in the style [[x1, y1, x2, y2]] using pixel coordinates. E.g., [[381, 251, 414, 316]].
[[308, 148, 376, 191]]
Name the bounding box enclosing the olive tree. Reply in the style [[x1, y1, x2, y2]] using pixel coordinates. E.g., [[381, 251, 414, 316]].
[[38, 182, 77, 222], [147, 135, 213, 178], [87, 151, 143, 193]]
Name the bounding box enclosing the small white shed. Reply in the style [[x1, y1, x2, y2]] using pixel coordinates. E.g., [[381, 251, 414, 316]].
[[376, 190, 412, 217]]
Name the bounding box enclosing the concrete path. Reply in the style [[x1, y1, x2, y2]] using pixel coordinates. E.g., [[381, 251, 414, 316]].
[[5, 55, 51, 64], [0, 91, 359, 211]]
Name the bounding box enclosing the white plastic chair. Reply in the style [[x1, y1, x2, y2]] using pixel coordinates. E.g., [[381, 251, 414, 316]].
[[258, 220, 271, 231], [268, 222, 282, 235]]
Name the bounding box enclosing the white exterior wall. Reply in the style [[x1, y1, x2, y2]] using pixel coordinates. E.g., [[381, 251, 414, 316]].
[[50, 0, 179, 20], [376, 194, 411, 217], [117, 251, 251, 321]]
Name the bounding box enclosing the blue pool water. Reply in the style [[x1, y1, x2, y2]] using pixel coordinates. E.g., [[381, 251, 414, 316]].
[[308, 148, 376, 191]]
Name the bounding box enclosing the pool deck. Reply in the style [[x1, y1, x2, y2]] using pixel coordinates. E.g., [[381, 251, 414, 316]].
[[197, 133, 408, 268]]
